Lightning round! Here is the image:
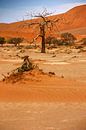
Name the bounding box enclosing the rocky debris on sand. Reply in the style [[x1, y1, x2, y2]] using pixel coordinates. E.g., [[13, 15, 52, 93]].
[[48, 72, 55, 75]]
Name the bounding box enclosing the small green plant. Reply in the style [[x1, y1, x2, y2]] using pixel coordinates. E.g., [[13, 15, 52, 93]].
[[46, 36, 58, 46], [57, 39, 69, 46], [0, 37, 6, 46], [61, 32, 76, 45], [7, 37, 23, 46]]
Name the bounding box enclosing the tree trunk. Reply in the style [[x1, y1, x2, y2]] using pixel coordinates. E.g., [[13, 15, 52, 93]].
[[41, 35, 45, 53], [40, 25, 46, 53]]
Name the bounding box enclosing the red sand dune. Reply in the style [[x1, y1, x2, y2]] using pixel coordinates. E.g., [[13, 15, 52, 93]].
[[0, 5, 86, 41]]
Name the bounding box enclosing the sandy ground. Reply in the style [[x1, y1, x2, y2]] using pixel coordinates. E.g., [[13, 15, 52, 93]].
[[0, 102, 86, 130], [0, 46, 86, 130], [0, 46, 86, 80]]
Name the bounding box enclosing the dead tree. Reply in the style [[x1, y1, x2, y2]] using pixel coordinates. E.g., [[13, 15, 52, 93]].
[[23, 9, 60, 53]]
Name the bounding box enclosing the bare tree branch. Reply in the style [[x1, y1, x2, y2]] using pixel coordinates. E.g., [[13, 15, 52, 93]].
[[30, 34, 40, 44], [20, 9, 63, 53]]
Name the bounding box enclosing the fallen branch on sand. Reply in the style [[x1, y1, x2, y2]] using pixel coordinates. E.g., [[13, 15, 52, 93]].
[[2, 56, 38, 82], [2, 56, 55, 83]]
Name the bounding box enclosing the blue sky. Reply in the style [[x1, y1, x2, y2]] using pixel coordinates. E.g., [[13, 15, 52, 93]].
[[0, 0, 86, 23]]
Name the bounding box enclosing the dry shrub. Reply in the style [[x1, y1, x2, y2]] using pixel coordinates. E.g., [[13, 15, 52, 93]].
[[3, 56, 38, 83]]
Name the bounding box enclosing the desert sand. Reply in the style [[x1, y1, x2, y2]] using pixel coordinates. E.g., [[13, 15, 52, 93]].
[[0, 45, 86, 130], [0, 102, 86, 130]]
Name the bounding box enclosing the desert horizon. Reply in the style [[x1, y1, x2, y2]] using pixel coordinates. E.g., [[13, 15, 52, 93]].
[[0, 4, 86, 41]]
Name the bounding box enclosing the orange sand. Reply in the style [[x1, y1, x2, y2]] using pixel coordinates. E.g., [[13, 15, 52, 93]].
[[0, 70, 86, 102]]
